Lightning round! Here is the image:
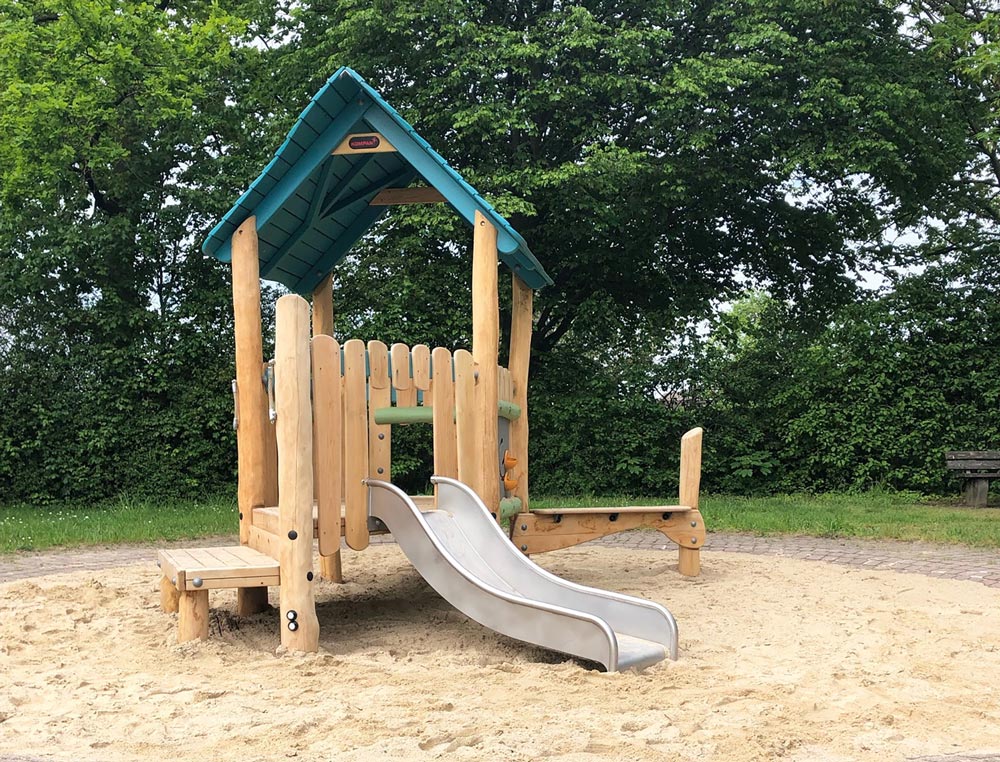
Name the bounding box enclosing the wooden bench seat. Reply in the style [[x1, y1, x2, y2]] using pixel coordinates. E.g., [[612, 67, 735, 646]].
[[945, 451, 1000, 507], [157, 546, 280, 642]]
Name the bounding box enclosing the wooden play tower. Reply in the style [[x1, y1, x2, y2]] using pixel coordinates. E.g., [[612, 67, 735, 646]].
[[156, 68, 705, 657]]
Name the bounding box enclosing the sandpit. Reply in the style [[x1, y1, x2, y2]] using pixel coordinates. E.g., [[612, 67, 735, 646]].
[[1, 545, 999, 761]]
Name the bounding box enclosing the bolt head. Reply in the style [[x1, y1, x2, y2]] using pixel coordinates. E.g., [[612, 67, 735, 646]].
[[690, 537, 698, 544], [690, 520, 697, 527], [378, 433, 385, 440], [192, 577, 203, 588], [377, 467, 384, 474], [288, 530, 298, 540], [288, 620, 299, 632], [286, 609, 297, 621], [520, 545, 528, 552], [520, 524, 527, 531]]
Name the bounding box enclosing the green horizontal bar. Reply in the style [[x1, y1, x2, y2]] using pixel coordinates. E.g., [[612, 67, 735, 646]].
[[373, 401, 522, 426], [499, 497, 523, 520], [497, 400, 521, 421], [373, 407, 433, 425]]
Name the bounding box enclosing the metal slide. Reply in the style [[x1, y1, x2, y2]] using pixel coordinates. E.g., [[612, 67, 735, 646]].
[[366, 476, 679, 671]]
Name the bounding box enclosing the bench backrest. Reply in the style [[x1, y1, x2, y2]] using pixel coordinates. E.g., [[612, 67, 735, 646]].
[[945, 451, 1000, 473]]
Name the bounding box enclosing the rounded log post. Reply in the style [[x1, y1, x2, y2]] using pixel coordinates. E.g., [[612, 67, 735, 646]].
[[472, 211, 500, 516], [508, 275, 532, 511], [276, 294, 320, 651], [160, 576, 180, 613], [236, 587, 269, 617], [678, 427, 704, 577], [312, 274, 344, 584], [178, 590, 210, 642], [232, 217, 275, 614]]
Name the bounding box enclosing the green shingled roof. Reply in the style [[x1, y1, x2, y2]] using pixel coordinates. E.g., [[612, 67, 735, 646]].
[[203, 67, 552, 294]]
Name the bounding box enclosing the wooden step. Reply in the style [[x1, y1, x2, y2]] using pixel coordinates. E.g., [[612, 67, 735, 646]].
[[158, 546, 279, 592]]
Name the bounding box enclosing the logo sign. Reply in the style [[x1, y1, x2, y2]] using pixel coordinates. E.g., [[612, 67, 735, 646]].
[[349, 135, 381, 150]]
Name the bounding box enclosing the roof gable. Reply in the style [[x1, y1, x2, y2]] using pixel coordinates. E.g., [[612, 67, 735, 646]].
[[202, 67, 552, 293]]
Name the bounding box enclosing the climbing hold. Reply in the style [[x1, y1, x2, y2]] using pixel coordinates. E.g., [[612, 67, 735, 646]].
[[503, 450, 518, 471]]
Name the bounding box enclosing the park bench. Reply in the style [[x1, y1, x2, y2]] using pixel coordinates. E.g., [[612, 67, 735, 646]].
[[945, 451, 1000, 507]]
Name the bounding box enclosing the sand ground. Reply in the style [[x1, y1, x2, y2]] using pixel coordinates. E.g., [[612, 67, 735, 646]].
[[1, 545, 999, 761]]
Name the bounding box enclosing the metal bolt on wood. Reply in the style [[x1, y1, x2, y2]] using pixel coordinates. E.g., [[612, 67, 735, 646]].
[[192, 577, 203, 588]]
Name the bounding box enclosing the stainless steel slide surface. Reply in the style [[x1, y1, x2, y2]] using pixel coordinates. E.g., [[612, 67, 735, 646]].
[[366, 476, 679, 671]]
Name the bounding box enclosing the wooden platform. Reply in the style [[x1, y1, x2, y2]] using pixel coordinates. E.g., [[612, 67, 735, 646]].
[[158, 546, 280, 592], [531, 505, 686, 515], [252, 496, 435, 537]]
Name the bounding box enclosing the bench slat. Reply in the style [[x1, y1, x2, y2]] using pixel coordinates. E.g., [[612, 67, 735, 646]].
[[945, 461, 1000, 471], [946, 451, 1000, 461]]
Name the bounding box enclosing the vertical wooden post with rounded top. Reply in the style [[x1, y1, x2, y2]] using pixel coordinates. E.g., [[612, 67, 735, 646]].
[[275, 294, 320, 651], [231, 216, 271, 615], [678, 427, 704, 577], [311, 273, 344, 584], [472, 210, 500, 516], [508, 274, 532, 511]]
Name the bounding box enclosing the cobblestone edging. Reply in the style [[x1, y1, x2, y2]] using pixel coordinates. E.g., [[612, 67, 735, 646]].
[[1, 531, 998, 587]]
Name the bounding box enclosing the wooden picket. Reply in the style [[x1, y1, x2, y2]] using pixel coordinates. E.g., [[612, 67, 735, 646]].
[[311, 335, 342, 558], [431, 347, 458, 479], [368, 340, 392, 482], [412, 344, 431, 394], [342, 339, 369, 550], [391, 342, 417, 407], [454, 349, 478, 495]]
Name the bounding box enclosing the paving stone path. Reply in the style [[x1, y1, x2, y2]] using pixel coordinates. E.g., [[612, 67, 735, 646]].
[[1, 530, 998, 587]]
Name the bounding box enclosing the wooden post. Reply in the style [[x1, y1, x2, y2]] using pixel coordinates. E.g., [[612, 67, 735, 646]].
[[472, 211, 500, 516], [232, 217, 272, 616], [312, 274, 343, 584], [275, 294, 320, 651], [178, 590, 209, 642], [678, 427, 704, 577], [160, 576, 180, 613], [509, 275, 532, 511]]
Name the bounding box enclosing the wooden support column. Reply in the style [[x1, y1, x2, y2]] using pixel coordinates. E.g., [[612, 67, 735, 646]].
[[472, 211, 500, 516], [177, 590, 209, 642], [508, 275, 532, 511], [232, 217, 272, 616], [160, 576, 180, 613], [312, 274, 344, 584], [678, 427, 704, 577], [275, 294, 320, 651]]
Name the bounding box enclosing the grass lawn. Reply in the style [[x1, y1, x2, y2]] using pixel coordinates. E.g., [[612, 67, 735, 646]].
[[0, 495, 237, 554], [1, 491, 998, 554]]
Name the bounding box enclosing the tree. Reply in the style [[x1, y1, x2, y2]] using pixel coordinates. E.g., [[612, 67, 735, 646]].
[[0, 0, 274, 499], [261, 0, 972, 360]]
